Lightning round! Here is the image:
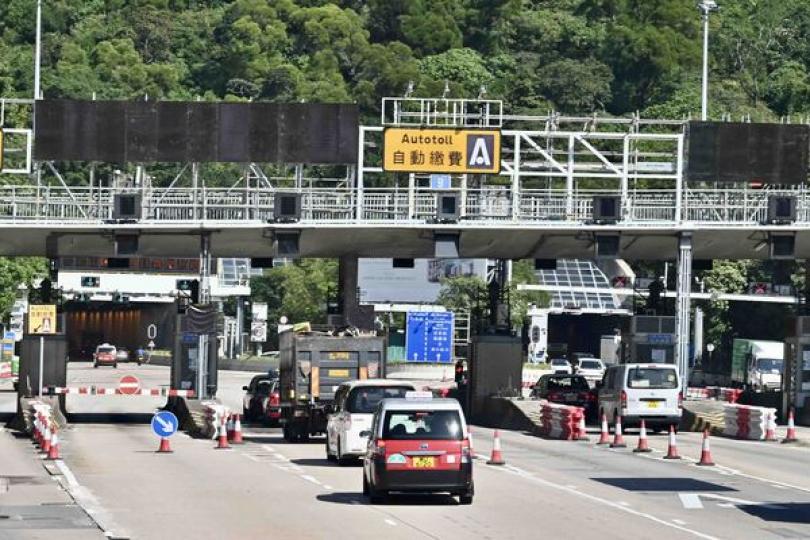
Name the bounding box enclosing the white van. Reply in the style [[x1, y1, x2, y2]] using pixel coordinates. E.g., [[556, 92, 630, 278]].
[[326, 379, 416, 464], [597, 364, 682, 430]]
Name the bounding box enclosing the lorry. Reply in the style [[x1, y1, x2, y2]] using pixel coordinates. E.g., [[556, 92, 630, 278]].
[[278, 329, 386, 442], [731, 339, 784, 391]]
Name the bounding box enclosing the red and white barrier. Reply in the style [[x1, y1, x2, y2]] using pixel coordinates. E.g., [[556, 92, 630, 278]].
[[538, 402, 584, 440], [203, 402, 230, 440], [46, 386, 195, 397], [0, 361, 12, 378], [721, 403, 778, 440]]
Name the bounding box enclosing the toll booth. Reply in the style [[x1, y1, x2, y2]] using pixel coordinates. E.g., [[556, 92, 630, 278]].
[[784, 316, 810, 424], [468, 334, 522, 420], [622, 316, 676, 364], [171, 305, 220, 399]]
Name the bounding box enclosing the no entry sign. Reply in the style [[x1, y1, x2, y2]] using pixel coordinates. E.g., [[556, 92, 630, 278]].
[[119, 375, 141, 395]]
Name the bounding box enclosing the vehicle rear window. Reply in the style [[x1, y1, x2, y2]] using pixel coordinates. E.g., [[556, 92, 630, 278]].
[[346, 387, 412, 414], [98, 347, 114, 354], [627, 368, 678, 389], [547, 377, 590, 391], [551, 359, 568, 365], [256, 380, 275, 395], [382, 410, 463, 440], [579, 360, 602, 370]]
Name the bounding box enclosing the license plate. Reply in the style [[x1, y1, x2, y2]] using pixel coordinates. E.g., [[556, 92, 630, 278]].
[[564, 393, 577, 401], [411, 457, 435, 468], [647, 401, 660, 409], [328, 369, 349, 377]]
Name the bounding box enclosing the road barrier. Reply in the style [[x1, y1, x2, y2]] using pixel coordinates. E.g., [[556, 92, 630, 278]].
[[538, 402, 584, 440], [202, 403, 230, 440], [685, 387, 743, 403], [721, 403, 778, 440], [28, 401, 62, 460], [46, 386, 195, 397]]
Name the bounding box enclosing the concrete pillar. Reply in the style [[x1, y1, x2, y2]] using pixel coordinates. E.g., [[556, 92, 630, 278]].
[[338, 256, 374, 331]]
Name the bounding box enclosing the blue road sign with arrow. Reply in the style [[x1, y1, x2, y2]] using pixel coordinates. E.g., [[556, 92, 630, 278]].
[[405, 311, 454, 363], [151, 411, 179, 438]]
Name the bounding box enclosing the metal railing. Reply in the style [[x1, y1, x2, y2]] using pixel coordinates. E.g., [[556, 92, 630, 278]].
[[0, 184, 807, 227]]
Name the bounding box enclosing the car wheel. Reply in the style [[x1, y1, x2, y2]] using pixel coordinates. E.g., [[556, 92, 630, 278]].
[[459, 492, 474, 505], [326, 437, 337, 462], [243, 407, 250, 420], [282, 425, 291, 441], [113, 363, 118, 368], [368, 482, 385, 504], [362, 474, 370, 496], [93, 363, 98, 369]]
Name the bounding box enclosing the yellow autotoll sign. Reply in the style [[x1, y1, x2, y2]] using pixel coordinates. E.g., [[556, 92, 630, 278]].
[[383, 128, 501, 174], [28, 304, 57, 335]]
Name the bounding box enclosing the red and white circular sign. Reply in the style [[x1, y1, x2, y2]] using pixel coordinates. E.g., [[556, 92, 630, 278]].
[[119, 375, 141, 395]]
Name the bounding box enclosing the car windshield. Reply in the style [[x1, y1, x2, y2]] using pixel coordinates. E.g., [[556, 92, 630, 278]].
[[256, 380, 275, 395], [382, 410, 463, 440], [579, 360, 602, 370], [627, 368, 678, 389], [547, 377, 590, 391], [346, 386, 412, 414], [756, 358, 783, 372], [97, 347, 114, 354], [551, 359, 568, 366]]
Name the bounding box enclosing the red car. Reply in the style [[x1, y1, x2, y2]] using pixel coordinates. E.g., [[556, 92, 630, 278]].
[[242, 374, 280, 425], [531, 374, 596, 420], [93, 344, 118, 368]]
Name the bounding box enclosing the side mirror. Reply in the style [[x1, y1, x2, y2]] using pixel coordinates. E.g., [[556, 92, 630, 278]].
[[242, 386, 248, 391], [359, 430, 371, 438]]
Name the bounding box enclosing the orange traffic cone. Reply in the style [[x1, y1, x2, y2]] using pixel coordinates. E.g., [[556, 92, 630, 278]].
[[46, 429, 60, 460], [783, 408, 798, 444], [634, 420, 652, 453], [34, 414, 42, 446], [697, 429, 715, 466], [663, 425, 681, 459], [231, 414, 244, 444], [764, 412, 777, 442], [487, 430, 505, 465], [610, 416, 627, 448], [597, 413, 610, 445], [215, 417, 230, 449], [41, 422, 52, 454], [156, 437, 173, 453], [576, 412, 590, 441]]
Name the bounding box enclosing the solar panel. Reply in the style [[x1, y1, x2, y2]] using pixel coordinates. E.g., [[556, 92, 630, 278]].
[[536, 259, 622, 311]]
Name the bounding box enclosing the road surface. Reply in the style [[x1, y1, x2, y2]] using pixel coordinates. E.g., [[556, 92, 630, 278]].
[[3, 364, 810, 539]]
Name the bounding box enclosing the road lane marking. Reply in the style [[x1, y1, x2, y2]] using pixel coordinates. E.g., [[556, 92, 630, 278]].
[[300, 474, 320, 485], [323, 485, 333, 490], [384, 519, 397, 527], [673, 519, 688, 525], [497, 464, 718, 540], [678, 494, 704, 509]]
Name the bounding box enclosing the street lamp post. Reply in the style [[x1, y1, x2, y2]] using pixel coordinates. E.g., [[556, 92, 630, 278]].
[[697, 1, 719, 121], [34, 0, 42, 100]]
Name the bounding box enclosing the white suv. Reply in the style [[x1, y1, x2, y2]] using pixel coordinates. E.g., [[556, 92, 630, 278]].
[[326, 380, 416, 465], [549, 358, 572, 375]]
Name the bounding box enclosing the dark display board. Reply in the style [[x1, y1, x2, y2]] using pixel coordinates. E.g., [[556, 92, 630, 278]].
[[687, 121, 810, 184], [35, 100, 359, 164]]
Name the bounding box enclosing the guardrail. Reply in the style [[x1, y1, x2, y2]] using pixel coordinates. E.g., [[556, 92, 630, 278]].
[[0, 184, 807, 227]]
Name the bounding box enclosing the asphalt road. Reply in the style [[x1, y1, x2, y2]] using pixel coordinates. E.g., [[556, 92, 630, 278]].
[[4, 364, 810, 539]]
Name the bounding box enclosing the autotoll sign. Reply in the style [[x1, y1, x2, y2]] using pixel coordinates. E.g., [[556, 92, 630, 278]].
[[383, 128, 501, 174]]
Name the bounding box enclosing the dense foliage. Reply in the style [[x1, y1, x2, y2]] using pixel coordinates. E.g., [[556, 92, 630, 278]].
[[0, 0, 807, 120]]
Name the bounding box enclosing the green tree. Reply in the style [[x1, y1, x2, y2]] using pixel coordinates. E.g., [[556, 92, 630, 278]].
[[0, 258, 47, 320]]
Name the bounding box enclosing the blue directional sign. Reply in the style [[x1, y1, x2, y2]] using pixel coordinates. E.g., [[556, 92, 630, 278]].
[[405, 311, 454, 363], [151, 411, 179, 438], [430, 174, 452, 189]]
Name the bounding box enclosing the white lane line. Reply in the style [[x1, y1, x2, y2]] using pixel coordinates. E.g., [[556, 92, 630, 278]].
[[243, 454, 261, 462], [54, 460, 79, 488], [497, 464, 718, 540], [262, 445, 276, 452], [300, 474, 321, 485], [678, 494, 704, 509], [384, 519, 398, 527], [771, 484, 788, 489], [673, 519, 688, 526], [323, 484, 334, 490]]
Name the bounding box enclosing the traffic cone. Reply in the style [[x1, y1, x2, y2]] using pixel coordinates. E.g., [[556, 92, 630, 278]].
[[156, 437, 173, 453], [41, 422, 52, 454], [33, 415, 41, 446], [597, 413, 610, 445], [663, 425, 681, 459], [697, 429, 715, 466], [226, 414, 235, 441], [764, 412, 777, 442], [783, 408, 798, 444], [487, 430, 505, 465], [215, 417, 230, 449], [634, 420, 652, 453], [574, 412, 589, 441], [46, 429, 60, 460], [231, 414, 244, 444], [610, 416, 627, 448]]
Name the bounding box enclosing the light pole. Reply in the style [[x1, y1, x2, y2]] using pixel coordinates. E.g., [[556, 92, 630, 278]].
[[697, 0, 719, 121], [34, 0, 43, 100]]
